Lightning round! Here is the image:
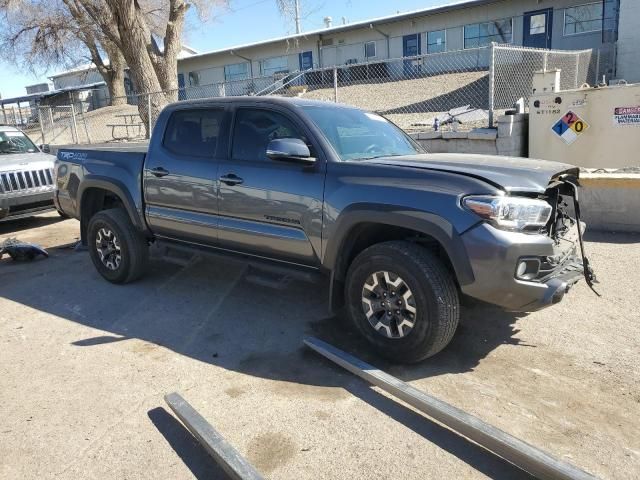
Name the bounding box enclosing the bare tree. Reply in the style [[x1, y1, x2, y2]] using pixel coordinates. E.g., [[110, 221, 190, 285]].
[[0, 0, 128, 104], [276, 0, 325, 34], [77, 0, 226, 131]]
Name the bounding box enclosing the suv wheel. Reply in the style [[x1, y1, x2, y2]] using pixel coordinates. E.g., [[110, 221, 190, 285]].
[[87, 208, 148, 283], [345, 241, 459, 363]]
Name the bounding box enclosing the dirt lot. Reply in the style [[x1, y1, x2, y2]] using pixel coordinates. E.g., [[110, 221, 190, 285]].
[[1, 212, 639, 480]]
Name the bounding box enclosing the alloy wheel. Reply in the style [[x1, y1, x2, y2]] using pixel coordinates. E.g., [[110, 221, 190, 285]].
[[95, 227, 122, 271], [361, 271, 417, 339]]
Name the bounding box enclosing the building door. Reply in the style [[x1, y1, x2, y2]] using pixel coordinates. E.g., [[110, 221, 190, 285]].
[[177, 73, 186, 100], [523, 9, 553, 49], [299, 51, 313, 71], [402, 34, 421, 76]]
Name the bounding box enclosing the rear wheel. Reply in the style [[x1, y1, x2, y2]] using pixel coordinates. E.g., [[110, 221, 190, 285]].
[[345, 241, 459, 363], [87, 208, 148, 283]]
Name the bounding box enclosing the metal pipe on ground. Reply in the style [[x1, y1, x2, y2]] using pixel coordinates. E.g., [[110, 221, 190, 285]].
[[164, 392, 264, 480], [303, 337, 599, 480]]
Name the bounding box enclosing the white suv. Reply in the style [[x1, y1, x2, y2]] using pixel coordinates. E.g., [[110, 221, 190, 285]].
[[0, 125, 57, 221]]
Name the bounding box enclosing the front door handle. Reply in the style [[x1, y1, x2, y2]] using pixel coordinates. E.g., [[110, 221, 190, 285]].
[[150, 167, 170, 178], [219, 174, 244, 186]]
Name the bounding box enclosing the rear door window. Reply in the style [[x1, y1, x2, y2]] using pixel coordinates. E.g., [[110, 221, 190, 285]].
[[163, 109, 224, 157], [231, 108, 307, 161]]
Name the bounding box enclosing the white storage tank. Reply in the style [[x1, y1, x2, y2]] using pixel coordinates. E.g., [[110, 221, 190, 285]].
[[529, 80, 640, 168]]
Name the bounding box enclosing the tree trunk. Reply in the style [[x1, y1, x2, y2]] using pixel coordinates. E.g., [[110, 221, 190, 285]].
[[106, 0, 165, 136], [102, 0, 189, 136], [105, 48, 127, 106], [106, 67, 127, 106]]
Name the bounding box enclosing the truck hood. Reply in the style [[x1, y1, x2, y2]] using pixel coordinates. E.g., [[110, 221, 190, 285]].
[[0, 152, 55, 172], [364, 153, 579, 193]]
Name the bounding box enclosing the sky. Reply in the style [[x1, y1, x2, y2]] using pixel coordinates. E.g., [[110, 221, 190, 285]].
[[0, 0, 451, 100]]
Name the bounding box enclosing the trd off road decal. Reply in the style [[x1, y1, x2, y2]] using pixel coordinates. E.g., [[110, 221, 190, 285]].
[[551, 110, 589, 145]]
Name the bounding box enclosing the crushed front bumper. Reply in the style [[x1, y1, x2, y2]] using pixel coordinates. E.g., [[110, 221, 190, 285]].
[[459, 222, 585, 312]]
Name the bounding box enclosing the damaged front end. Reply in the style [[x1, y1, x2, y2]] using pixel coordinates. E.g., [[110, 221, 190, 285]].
[[459, 171, 599, 312], [542, 175, 599, 296]]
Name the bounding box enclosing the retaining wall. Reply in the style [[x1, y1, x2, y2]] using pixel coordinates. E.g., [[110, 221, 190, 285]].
[[409, 113, 528, 157]]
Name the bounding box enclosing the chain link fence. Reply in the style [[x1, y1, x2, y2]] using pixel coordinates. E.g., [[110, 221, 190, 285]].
[[7, 43, 606, 146], [490, 44, 598, 123]]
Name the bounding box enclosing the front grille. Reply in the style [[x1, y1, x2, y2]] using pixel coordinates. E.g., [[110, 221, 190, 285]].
[[0, 168, 54, 194]]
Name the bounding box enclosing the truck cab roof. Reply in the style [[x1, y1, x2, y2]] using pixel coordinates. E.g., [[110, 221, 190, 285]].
[[163, 96, 359, 111]]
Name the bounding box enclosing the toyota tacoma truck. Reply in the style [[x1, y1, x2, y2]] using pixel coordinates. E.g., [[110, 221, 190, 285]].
[[54, 97, 596, 363], [1, 125, 58, 221]]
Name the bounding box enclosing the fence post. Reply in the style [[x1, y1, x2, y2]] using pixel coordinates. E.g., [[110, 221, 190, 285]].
[[488, 43, 496, 128], [575, 54, 580, 89], [38, 107, 46, 145], [543, 51, 549, 72], [70, 103, 79, 144], [333, 67, 338, 103], [595, 49, 601, 84], [80, 107, 92, 145], [147, 94, 152, 139]]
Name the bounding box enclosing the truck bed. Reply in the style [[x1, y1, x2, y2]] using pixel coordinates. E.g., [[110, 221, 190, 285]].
[[55, 144, 148, 224]]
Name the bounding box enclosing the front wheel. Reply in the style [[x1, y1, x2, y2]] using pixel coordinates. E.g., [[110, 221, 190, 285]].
[[345, 241, 459, 363], [87, 208, 148, 284]]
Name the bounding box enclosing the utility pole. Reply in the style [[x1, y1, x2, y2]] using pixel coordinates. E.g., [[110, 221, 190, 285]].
[[295, 0, 301, 33]]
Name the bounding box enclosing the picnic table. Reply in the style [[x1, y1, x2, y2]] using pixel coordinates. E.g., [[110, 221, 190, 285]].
[[107, 113, 145, 140]]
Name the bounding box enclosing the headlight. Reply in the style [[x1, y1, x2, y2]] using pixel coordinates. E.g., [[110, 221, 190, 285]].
[[462, 195, 552, 231]]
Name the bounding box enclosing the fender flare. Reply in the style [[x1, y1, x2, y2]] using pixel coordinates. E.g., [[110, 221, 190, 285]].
[[78, 176, 146, 233], [323, 205, 476, 311]]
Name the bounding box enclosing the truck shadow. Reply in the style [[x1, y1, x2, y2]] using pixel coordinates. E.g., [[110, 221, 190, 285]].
[[0, 247, 533, 479], [1, 247, 528, 385], [0, 213, 64, 236]]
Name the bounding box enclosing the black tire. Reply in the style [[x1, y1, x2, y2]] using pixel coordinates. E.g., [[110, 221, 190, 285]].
[[345, 241, 459, 363], [87, 208, 148, 284]]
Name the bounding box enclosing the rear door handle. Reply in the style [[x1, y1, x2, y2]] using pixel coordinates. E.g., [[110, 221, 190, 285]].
[[219, 174, 243, 186], [150, 167, 170, 178]]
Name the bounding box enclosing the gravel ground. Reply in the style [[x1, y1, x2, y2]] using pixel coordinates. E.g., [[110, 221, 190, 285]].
[[21, 70, 491, 148], [0, 213, 638, 480], [303, 71, 489, 130]]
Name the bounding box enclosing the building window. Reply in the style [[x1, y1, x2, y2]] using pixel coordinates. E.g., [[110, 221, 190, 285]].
[[260, 56, 289, 77], [529, 14, 547, 35], [364, 41, 376, 59], [224, 62, 249, 82], [564, 2, 603, 36], [188, 71, 200, 87], [464, 18, 513, 48], [427, 30, 446, 53]]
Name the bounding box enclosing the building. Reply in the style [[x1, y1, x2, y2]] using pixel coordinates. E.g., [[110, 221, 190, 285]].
[[49, 45, 199, 91], [615, 0, 640, 82], [25, 83, 51, 95], [25, 0, 637, 96], [178, 0, 624, 91]]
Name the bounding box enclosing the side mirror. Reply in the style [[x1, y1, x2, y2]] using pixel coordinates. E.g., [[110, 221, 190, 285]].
[[266, 138, 315, 164], [40, 144, 51, 154]]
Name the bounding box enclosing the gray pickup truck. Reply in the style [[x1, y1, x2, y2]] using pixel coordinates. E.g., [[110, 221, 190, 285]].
[[1, 125, 57, 221], [54, 97, 596, 362]]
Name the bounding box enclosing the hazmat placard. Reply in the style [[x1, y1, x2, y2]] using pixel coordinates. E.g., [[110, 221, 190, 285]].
[[551, 110, 589, 145], [613, 106, 640, 126]]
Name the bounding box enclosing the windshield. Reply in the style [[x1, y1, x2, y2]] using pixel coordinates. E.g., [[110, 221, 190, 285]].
[[301, 105, 423, 161], [0, 130, 38, 155]]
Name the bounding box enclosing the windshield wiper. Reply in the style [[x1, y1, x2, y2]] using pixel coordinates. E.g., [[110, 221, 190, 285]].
[[357, 153, 407, 161]]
